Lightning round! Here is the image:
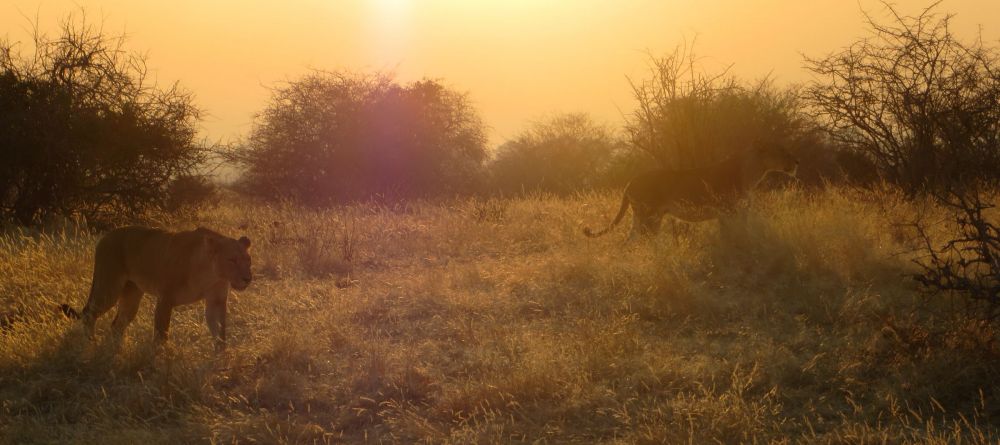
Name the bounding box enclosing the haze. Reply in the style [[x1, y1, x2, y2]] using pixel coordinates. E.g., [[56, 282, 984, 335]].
[[2, 0, 998, 144]]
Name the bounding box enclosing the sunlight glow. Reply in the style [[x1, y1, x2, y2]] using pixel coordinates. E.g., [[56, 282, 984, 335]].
[[368, 0, 412, 61], [1, 0, 997, 144]]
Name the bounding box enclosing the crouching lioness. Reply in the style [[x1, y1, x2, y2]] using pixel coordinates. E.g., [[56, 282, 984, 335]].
[[67, 226, 252, 351]]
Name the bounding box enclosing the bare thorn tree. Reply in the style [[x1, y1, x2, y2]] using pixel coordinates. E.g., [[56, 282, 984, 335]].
[[912, 189, 1000, 323], [805, 2, 1000, 192]]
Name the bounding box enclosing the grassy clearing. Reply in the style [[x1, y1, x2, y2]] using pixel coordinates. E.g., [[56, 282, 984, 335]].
[[1, 188, 998, 443]]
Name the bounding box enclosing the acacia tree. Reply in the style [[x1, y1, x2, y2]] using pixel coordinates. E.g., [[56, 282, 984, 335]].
[[626, 45, 809, 170], [490, 113, 632, 195], [0, 15, 205, 226], [805, 3, 1000, 192], [239, 71, 488, 204]]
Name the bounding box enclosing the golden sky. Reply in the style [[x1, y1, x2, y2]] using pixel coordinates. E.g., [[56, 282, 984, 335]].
[[2, 1, 999, 145]]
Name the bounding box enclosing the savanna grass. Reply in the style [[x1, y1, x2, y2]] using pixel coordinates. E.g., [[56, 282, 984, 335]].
[[0, 187, 997, 443]]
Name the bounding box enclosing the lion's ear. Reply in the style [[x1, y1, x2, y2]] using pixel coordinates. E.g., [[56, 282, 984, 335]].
[[239, 236, 251, 249]]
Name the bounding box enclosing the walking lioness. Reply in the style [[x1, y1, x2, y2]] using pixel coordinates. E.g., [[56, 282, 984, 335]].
[[584, 144, 798, 240], [69, 226, 252, 351]]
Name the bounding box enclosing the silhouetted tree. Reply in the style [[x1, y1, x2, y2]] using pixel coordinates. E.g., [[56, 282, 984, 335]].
[[165, 174, 218, 211], [805, 3, 1000, 192], [237, 71, 488, 204], [0, 15, 205, 226], [490, 113, 634, 195], [912, 189, 1000, 324], [625, 45, 810, 170]]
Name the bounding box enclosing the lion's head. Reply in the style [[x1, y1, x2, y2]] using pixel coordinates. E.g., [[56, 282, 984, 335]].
[[207, 233, 253, 290], [754, 143, 799, 177]]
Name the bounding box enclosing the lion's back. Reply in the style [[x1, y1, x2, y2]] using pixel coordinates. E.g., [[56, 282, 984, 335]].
[[94, 226, 202, 292]]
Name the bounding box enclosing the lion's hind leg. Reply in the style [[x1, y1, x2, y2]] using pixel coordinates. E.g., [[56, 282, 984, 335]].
[[80, 264, 128, 339], [627, 205, 662, 242], [627, 206, 645, 242], [110, 281, 143, 337], [645, 211, 665, 235], [628, 203, 665, 241]]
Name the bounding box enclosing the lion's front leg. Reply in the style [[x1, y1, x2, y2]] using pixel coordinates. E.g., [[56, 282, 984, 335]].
[[153, 297, 175, 346], [205, 287, 228, 352]]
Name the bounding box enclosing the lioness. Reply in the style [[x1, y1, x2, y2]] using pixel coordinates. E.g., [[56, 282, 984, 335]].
[[584, 144, 798, 240], [68, 226, 252, 351]]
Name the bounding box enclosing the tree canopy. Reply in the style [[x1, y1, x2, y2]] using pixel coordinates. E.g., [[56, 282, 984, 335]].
[[490, 113, 632, 195], [0, 16, 205, 226], [238, 71, 489, 204]]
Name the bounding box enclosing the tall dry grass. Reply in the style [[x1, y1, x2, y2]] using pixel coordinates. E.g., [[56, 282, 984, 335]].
[[0, 187, 997, 443]]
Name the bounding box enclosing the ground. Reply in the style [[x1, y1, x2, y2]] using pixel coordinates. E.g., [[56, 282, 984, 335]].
[[1, 188, 998, 444]]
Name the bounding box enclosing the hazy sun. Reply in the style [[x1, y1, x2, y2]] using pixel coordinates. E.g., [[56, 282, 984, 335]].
[[367, 0, 413, 61]]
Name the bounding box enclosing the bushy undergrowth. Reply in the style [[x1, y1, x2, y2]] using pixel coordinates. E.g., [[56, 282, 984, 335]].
[[1, 188, 998, 443]]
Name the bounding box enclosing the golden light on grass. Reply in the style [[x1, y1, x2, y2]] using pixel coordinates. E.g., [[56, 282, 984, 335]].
[[2, 189, 997, 442]]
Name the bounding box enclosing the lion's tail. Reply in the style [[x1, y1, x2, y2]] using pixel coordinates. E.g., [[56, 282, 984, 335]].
[[583, 193, 630, 238], [59, 304, 81, 319], [57, 280, 90, 320]]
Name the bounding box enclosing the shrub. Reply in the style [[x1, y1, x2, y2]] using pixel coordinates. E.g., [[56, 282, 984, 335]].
[[164, 175, 218, 211], [625, 44, 812, 170], [237, 71, 488, 204], [0, 14, 205, 226], [490, 113, 633, 195]]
